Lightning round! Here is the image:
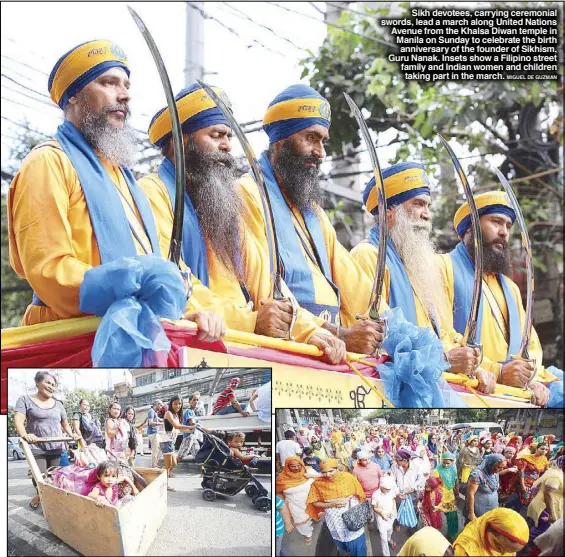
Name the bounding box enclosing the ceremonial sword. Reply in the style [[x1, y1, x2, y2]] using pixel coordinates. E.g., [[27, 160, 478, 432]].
[[196, 80, 298, 340], [438, 134, 483, 368], [491, 166, 537, 386], [343, 93, 388, 340]]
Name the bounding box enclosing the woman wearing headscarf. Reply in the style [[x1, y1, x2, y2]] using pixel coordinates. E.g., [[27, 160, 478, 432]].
[[383, 436, 392, 455], [305, 458, 367, 557], [481, 438, 495, 457], [397, 527, 452, 556], [432, 452, 460, 542], [413, 447, 432, 487], [453, 508, 529, 556], [498, 446, 519, 509], [525, 455, 564, 544], [492, 433, 506, 454], [417, 477, 444, 530], [276, 456, 315, 544], [516, 443, 550, 508], [371, 445, 393, 474], [426, 433, 440, 470], [517, 435, 536, 458], [466, 453, 507, 522], [457, 436, 482, 486], [506, 435, 522, 454], [391, 449, 421, 536]]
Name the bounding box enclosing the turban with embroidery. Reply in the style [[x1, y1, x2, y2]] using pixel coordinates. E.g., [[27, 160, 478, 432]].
[[363, 162, 431, 215], [48, 40, 130, 108], [262, 84, 331, 144], [148, 82, 232, 147], [453, 190, 516, 238]]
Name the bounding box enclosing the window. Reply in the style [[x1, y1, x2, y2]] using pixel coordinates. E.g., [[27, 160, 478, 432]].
[[166, 369, 183, 380], [136, 373, 155, 387]]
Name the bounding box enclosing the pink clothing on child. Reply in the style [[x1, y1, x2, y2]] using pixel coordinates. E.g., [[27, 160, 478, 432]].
[[93, 481, 119, 505]]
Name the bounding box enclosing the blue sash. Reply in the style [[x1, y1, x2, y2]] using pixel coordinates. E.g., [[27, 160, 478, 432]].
[[367, 225, 440, 334], [32, 121, 160, 307], [258, 152, 340, 322], [449, 241, 521, 361], [158, 157, 209, 286]]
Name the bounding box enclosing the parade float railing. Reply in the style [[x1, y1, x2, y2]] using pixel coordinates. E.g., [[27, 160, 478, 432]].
[[1, 317, 536, 413]]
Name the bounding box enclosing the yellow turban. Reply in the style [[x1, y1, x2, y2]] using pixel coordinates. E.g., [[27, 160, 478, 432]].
[[363, 162, 431, 215], [48, 40, 130, 108], [453, 190, 516, 237], [319, 458, 339, 471], [148, 83, 231, 147]]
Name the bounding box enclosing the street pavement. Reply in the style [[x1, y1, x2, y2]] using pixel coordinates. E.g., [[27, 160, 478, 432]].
[[8, 453, 271, 556]]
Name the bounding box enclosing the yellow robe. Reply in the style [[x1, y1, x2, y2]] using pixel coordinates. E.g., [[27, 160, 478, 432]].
[[237, 174, 387, 328], [438, 254, 556, 383], [350, 241, 458, 349], [138, 172, 320, 342], [8, 141, 152, 326]]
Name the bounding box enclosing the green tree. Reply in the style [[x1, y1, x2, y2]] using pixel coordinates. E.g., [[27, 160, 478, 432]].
[[341, 409, 361, 420], [8, 406, 17, 437], [60, 388, 112, 425]]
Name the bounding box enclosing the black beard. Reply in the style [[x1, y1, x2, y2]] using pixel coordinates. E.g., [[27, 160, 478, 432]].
[[270, 140, 323, 212], [466, 236, 512, 275], [183, 137, 243, 277]]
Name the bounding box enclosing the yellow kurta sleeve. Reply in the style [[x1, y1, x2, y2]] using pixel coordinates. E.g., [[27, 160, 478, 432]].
[[139, 173, 320, 342], [437, 253, 556, 383], [8, 143, 146, 326]]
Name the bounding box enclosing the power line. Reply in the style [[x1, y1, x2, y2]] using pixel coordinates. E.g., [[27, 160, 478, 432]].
[[220, 2, 310, 52], [1, 73, 51, 99], [1, 116, 51, 138], [1, 82, 58, 108], [186, 1, 286, 57], [0, 54, 49, 76], [267, 2, 396, 49], [324, 1, 383, 21]]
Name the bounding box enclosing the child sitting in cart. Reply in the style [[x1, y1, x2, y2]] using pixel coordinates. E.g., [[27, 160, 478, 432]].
[[227, 432, 261, 468], [88, 461, 139, 507]]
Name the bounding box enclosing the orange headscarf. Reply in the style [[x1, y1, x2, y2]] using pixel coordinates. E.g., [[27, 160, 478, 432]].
[[517, 450, 549, 472], [275, 456, 309, 495], [305, 469, 366, 521]]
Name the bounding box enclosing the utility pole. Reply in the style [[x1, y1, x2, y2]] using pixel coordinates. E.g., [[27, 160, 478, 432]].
[[185, 2, 205, 87]]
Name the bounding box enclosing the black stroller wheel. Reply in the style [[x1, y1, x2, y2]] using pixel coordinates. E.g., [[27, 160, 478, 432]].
[[245, 484, 259, 497], [202, 489, 216, 502], [201, 479, 212, 489], [254, 496, 271, 512]]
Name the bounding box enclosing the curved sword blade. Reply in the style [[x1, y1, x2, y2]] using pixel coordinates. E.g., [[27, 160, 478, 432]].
[[343, 93, 387, 320], [128, 6, 185, 267], [196, 80, 284, 300], [491, 166, 534, 359], [438, 134, 483, 347]]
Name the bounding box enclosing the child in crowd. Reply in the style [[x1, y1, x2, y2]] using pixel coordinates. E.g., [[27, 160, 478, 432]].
[[275, 495, 293, 557], [87, 461, 138, 508], [228, 432, 261, 467], [302, 447, 321, 473], [418, 477, 443, 530], [372, 475, 398, 555]]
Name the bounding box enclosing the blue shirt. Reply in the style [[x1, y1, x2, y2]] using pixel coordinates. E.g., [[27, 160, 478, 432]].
[[303, 455, 321, 473], [147, 408, 159, 435], [182, 408, 199, 439], [275, 496, 285, 536]]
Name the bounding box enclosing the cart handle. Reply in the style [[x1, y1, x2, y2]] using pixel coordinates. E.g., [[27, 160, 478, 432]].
[[19, 437, 74, 487]]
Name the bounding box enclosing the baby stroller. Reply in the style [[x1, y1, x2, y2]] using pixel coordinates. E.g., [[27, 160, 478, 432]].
[[194, 427, 271, 512]]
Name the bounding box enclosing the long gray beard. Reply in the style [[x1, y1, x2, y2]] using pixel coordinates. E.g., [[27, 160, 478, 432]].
[[78, 96, 137, 168], [270, 141, 323, 211], [389, 205, 446, 319], [184, 138, 244, 278]]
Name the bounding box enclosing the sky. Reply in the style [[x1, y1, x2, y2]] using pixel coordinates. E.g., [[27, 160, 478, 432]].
[[7, 368, 133, 406]]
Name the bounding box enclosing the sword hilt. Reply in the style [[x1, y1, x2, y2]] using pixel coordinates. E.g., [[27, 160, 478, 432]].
[[354, 312, 388, 356], [510, 354, 538, 389], [180, 269, 193, 300]]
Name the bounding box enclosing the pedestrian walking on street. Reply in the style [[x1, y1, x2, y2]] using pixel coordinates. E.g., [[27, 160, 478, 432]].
[[432, 452, 460, 543], [305, 458, 368, 557], [457, 436, 482, 487], [147, 400, 164, 468], [372, 475, 398, 555], [14, 371, 81, 510], [391, 449, 421, 537], [71, 398, 104, 449], [276, 456, 315, 544], [465, 453, 506, 523], [417, 477, 443, 531], [516, 443, 550, 509]]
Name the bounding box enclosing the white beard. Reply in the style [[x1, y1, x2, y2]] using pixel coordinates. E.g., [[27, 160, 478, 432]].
[[389, 205, 446, 320]]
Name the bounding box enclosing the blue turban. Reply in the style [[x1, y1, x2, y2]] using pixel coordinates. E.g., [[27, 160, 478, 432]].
[[262, 84, 331, 144]]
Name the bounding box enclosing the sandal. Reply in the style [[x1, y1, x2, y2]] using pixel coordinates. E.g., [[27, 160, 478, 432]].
[[304, 537, 312, 545], [388, 540, 397, 550], [29, 498, 40, 509], [167, 486, 176, 492]]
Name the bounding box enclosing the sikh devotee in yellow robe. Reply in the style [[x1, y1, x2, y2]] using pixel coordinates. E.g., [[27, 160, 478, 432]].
[[438, 191, 563, 407], [351, 163, 495, 394], [139, 83, 345, 363], [236, 84, 386, 355], [8, 40, 223, 339]]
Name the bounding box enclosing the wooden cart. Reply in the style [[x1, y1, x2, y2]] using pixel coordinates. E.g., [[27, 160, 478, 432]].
[[20, 437, 167, 556]]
